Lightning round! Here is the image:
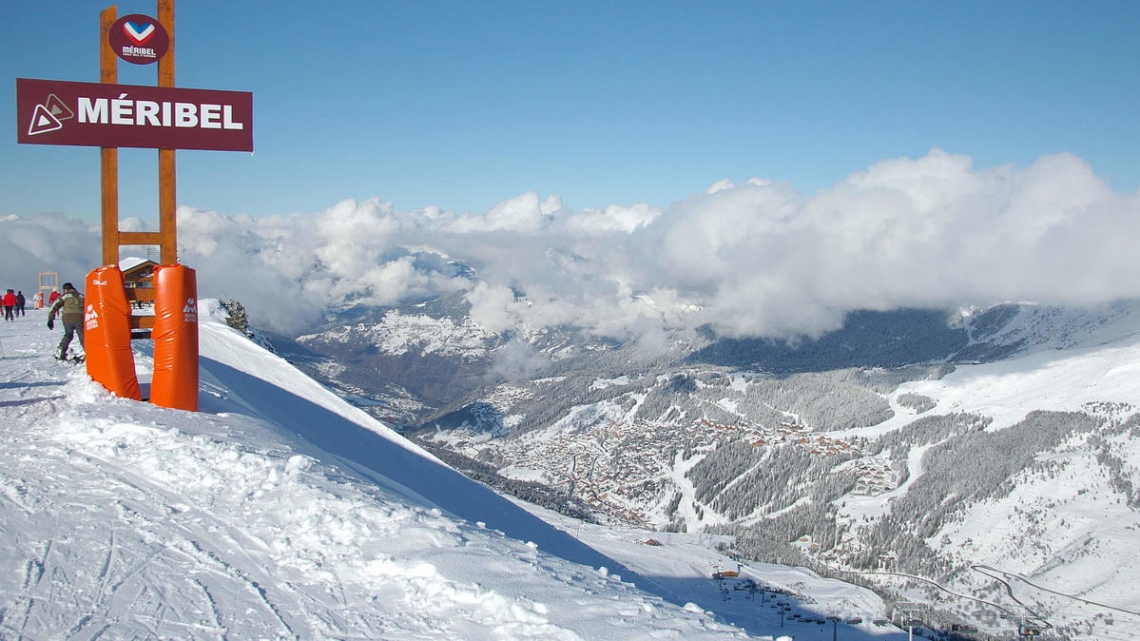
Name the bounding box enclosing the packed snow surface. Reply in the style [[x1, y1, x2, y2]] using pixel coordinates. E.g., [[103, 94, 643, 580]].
[[0, 302, 904, 641]]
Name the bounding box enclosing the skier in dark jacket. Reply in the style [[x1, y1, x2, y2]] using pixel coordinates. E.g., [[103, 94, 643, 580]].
[[47, 282, 85, 360], [15, 291, 26, 316]]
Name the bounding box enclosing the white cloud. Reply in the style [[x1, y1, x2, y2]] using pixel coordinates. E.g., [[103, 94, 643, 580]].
[[640, 150, 1140, 338], [5, 149, 1138, 341], [443, 191, 555, 233], [562, 203, 660, 235]]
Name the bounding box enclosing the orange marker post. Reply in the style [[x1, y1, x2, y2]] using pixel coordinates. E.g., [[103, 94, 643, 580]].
[[150, 264, 199, 411], [84, 267, 142, 400]]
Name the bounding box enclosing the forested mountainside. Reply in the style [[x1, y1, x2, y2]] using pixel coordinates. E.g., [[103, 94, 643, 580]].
[[274, 298, 1140, 639]]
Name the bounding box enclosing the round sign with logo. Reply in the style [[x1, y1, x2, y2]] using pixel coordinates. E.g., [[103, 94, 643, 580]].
[[108, 14, 169, 65]]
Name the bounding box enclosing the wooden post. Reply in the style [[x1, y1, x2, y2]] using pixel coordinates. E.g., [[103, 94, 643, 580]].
[[100, 2, 179, 266], [99, 5, 118, 267], [157, 0, 177, 265]]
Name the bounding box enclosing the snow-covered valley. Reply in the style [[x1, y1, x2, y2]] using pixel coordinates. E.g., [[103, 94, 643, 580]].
[[371, 302, 1140, 641]]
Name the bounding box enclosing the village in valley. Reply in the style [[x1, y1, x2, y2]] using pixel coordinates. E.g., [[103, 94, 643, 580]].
[[426, 389, 901, 529]]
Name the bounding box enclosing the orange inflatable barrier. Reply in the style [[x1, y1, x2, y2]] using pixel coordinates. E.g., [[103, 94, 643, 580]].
[[150, 264, 199, 411], [84, 267, 142, 400]]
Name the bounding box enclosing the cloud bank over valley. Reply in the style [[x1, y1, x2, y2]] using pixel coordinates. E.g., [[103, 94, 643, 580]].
[[4, 149, 1138, 340]]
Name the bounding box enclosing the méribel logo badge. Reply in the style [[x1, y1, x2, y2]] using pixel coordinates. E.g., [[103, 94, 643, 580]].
[[125, 21, 157, 44], [108, 14, 169, 65]]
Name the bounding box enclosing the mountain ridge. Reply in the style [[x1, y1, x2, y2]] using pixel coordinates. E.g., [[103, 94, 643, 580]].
[[276, 297, 1140, 639]]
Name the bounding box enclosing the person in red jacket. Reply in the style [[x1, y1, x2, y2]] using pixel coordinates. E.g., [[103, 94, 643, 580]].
[[2, 289, 15, 321]]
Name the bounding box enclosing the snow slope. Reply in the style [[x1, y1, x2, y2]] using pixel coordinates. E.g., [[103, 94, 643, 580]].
[[0, 302, 904, 641], [826, 304, 1140, 639]]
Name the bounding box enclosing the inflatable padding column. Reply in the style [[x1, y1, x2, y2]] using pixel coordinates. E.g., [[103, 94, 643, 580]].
[[150, 264, 199, 411], [84, 267, 142, 400]]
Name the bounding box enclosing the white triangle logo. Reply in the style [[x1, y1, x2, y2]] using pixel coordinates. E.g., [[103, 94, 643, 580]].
[[27, 104, 63, 136]]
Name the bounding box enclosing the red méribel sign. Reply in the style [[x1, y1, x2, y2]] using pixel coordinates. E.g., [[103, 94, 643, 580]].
[[16, 78, 253, 152]]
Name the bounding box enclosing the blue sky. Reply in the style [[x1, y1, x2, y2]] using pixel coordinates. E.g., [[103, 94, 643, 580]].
[[4, 0, 1138, 224]]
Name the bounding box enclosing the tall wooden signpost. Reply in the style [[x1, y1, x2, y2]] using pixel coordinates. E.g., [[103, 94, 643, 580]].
[[15, 2, 254, 411]]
